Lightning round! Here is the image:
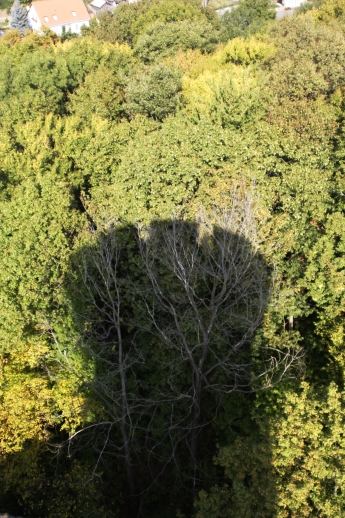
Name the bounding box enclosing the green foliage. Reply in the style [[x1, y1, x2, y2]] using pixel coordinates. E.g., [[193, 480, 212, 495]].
[[126, 64, 182, 120], [134, 19, 219, 63], [265, 383, 344, 517], [0, 1, 344, 516], [0, 448, 112, 517], [88, 8, 136, 45], [315, 0, 345, 24], [196, 383, 345, 518], [221, 0, 275, 41], [69, 65, 127, 121], [268, 14, 345, 97], [0, 49, 71, 121], [60, 38, 133, 88], [88, 0, 215, 45]]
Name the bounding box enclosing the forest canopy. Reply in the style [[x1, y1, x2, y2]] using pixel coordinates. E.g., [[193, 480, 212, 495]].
[[0, 0, 344, 517]]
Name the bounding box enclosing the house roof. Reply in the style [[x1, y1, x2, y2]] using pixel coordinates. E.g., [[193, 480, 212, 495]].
[[31, 0, 91, 27]]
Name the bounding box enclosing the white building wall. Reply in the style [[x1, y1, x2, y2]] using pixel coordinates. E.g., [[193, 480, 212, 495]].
[[28, 8, 90, 36], [28, 6, 43, 33], [282, 0, 306, 8], [50, 20, 90, 36]]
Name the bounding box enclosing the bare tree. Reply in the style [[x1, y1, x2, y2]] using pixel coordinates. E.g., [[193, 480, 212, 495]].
[[138, 196, 301, 490], [71, 225, 139, 497], [62, 198, 301, 504]]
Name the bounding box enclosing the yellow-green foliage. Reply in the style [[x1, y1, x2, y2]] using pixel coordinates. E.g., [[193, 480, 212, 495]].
[[314, 0, 345, 24], [199, 383, 345, 518], [57, 37, 132, 58], [218, 36, 276, 65], [170, 36, 275, 79], [181, 37, 269, 123], [182, 64, 263, 120], [270, 383, 345, 518], [0, 356, 53, 454]]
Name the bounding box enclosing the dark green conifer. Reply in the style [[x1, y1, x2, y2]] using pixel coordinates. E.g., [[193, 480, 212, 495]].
[[10, 0, 30, 33]]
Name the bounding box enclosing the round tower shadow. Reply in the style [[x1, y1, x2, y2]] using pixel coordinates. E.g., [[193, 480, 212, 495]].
[[65, 211, 283, 517]]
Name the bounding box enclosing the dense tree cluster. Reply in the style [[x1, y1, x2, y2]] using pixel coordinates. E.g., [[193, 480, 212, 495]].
[[0, 0, 344, 516]]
